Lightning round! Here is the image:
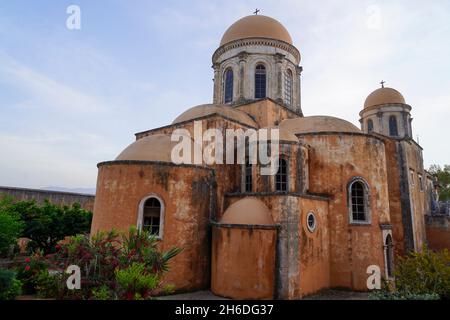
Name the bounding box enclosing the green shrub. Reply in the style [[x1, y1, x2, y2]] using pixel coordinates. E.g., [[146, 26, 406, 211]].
[[115, 263, 158, 300], [35, 270, 63, 299], [91, 285, 112, 300], [45, 228, 182, 300], [394, 247, 450, 299], [0, 197, 24, 257], [16, 254, 48, 294], [370, 247, 450, 300], [0, 269, 22, 300]]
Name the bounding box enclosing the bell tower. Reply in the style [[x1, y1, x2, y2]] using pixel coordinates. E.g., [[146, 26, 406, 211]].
[[212, 14, 303, 115], [360, 83, 413, 139]]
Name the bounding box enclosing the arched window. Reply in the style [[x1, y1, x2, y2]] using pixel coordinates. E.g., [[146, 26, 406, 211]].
[[385, 234, 394, 278], [284, 69, 293, 106], [275, 158, 288, 191], [367, 119, 374, 133], [224, 68, 233, 103], [245, 159, 252, 192], [389, 116, 398, 136], [138, 196, 164, 238], [349, 179, 370, 223], [255, 64, 266, 99]]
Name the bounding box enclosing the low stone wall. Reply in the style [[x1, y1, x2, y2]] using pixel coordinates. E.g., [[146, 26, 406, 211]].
[[425, 215, 450, 251], [0, 186, 95, 212]]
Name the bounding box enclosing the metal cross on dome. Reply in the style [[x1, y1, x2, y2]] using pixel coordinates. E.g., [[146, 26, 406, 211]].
[[254, 8, 260, 15], [380, 80, 386, 88]]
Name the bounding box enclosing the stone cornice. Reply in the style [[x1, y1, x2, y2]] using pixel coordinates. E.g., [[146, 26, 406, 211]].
[[359, 103, 412, 117], [97, 160, 213, 171], [212, 37, 301, 64]]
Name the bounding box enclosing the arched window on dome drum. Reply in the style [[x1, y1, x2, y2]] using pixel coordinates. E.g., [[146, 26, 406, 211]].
[[349, 179, 369, 223], [275, 158, 288, 192], [245, 159, 252, 192], [142, 197, 162, 237], [284, 69, 293, 106], [224, 68, 233, 103], [389, 116, 398, 136], [385, 234, 394, 278], [255, 64, 267, 99], [367, 119, 374, 133]]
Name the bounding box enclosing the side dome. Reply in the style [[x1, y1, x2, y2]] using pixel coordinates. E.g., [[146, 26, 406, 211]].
[[220, 15, 293, 46], [220, 198, 274, 225], [172, 104, 257, 128], [364, 87, 406, 109], [116, 134, 192, 162], [280, 116, 361, 134]]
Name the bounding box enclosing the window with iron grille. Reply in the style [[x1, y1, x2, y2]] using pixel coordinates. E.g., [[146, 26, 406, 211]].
[[350, 181, 367, 222], [255, 65, 266, 99], [284, 70, 293, 106], [275, 158, 288, 191], [224, 68, 233, 103], [143, 197, 161, 236]]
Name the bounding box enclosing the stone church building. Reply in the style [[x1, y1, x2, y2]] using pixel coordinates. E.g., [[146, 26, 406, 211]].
[[91, 15, 439, 299]]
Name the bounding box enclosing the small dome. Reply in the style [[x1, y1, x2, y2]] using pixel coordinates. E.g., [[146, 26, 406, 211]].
[[364, 87, 406, 109], [220, 198, 274, 225], [220, 15, 293, 46], [173, 104, 257, 128], [280, 116, 361, 134], [116, 134, 193, 162]]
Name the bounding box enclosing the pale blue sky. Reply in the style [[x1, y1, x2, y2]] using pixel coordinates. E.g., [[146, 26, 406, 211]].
[[0, 0, 449, 191]]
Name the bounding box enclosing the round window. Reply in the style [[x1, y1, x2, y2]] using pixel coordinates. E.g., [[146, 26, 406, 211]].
[[307, 212, 316, 233]]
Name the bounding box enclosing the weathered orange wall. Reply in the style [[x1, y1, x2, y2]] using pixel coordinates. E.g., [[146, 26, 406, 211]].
[[298, 133, 389, 291], [298, 197, 330, 297], [426, 215, 450, 251], [224, 194, 330, 299], [211, 226, 277, 299], [92, 162, 213, 292]]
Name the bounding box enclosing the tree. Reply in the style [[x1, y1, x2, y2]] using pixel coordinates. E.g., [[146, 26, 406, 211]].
[[20, 200, 92, 253], [428, 165, 450, 201], [0, 197, 24, 256], [0, 196, 92, 254]]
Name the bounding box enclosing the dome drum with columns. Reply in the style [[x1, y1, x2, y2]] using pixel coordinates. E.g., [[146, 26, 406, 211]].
[[360, 86, 413, 138], [212, 15, 303, 114], [91, 13, 439, 300]]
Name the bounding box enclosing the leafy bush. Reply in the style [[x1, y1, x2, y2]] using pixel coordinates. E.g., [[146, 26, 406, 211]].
[[35, 270, 63, 299], [395, 247, 450, 299], [45, 228, 182, 300], [91, 285, 111, 300], [370, 247, 450, 300], [0, 269, 22, 300], [0, 197, 24, 257], [16, 254, 48, 294], [115, 263, 158, 300]]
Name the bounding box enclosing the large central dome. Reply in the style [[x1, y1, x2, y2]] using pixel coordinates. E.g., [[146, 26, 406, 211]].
[[220, 15, 293, 46]]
